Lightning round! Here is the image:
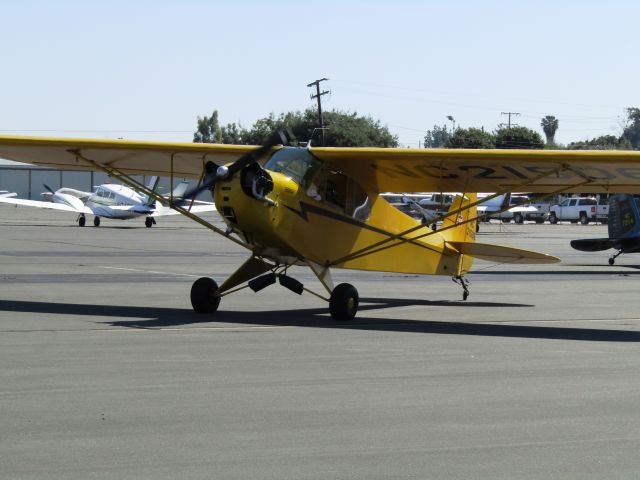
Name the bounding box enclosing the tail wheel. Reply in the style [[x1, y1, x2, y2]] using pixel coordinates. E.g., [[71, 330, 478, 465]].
[[330, 283, 359, 320], [191, 277, 220, 314]]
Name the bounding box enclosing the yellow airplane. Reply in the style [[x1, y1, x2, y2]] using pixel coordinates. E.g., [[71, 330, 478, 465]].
[[2, 132, 640, 319]]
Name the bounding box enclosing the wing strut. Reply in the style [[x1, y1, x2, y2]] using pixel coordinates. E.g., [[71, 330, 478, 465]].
[[69, 149, 251, 250]]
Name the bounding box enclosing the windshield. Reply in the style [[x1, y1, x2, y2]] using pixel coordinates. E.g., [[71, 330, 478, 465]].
[[264, 148, 319, 185]]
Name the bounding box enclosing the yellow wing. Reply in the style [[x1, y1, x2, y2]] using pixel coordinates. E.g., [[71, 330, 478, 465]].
[[311, 146, 640, 193], [0, 135, 259, 178], [3, 135, 640, 193]]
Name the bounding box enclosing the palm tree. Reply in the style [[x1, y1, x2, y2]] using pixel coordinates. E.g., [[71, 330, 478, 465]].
[[541, 115, 559, 145]]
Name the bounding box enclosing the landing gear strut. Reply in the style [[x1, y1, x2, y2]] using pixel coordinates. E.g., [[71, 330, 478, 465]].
[[609, 250, 622, 266], [453, 275, 470, 301]]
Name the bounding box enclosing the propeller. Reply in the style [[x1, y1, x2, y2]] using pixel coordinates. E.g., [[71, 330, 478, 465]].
[[182, 130, 290, 200], [43, 184, 55, 194]]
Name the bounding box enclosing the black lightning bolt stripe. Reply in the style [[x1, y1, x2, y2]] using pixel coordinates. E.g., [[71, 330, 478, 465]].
[[284, 201, 439, 256]]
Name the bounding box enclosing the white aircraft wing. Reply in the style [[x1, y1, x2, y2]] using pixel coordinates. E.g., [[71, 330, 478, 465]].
[[0, 196, 92, 214], [151, 203, 217, 217]]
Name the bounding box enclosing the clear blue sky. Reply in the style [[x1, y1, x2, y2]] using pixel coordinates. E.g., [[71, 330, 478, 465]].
[[2, 0, 639, 147]]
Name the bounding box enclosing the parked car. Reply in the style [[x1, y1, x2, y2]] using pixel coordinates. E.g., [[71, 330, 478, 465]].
[[549, 197, 601, 224]]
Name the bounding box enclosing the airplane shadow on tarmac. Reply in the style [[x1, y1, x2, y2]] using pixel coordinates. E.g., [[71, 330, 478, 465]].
[[1, 298, 640, 342]]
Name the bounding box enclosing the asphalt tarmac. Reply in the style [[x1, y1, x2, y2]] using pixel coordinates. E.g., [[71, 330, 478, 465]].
[[2, 204, 640, 479]]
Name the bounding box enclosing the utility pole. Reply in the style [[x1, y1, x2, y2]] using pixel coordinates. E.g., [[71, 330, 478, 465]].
[[499, 111, 520, 129], [307, 78, 330, 146]]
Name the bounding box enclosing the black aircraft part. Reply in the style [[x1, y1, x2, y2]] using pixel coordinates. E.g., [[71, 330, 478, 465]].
[[570, 238, 617, 252], [248, 273, 276, 293], [279, 275, 304, 295], [241, 163, 274, 199]]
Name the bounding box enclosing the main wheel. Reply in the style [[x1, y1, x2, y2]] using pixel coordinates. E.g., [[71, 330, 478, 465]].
[[579, 212, 589, 225], [93, 216, 100, 227], [329, 283, 359, 320], [145, 217, 153, 228], [78, 216, 86, 227], [609, 257, 615, 266], [549, 212, 558, 224], [190, 277, 220, 314]]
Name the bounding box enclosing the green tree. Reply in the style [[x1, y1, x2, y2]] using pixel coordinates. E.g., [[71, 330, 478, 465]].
[[198, 109, 398, 147], [622, 107, 640, 149], [495, 126, 544, 149], [447, 127, 495, 148], [567, 135, 632, 150], [423, 124, 450, 148], [220, 122, 244, 144], [540, 115, 559, 145], [193, 110, 222, 143]]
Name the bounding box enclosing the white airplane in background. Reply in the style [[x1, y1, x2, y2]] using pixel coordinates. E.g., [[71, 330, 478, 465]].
[[0, 178, 216, 227]]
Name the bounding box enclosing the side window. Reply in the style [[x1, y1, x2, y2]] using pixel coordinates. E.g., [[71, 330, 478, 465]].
[[568, 199, 577, 206], [307, 167, 370, 221], [560, 199, 569, 206], [579, 199, 596, 206]]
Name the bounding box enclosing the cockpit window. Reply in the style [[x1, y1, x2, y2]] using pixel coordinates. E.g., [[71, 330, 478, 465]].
[[264, 148, 319, 185], [264, 147, 370, 221]]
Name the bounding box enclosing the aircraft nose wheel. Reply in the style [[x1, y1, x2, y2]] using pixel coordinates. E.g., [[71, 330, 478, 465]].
[[93, 216, 100, 227], [191, 277, 220, 314], [329, 283, 359, 320]]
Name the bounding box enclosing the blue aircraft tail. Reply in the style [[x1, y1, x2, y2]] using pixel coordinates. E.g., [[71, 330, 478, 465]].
[[570, 194, 640, 254]]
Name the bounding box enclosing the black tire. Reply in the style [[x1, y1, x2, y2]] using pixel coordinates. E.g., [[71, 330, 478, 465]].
[[190, 277, 220, 314], [535, 217, 544, 224], [93, 216, 100, 227], [549, 212, 558, 224], [579, 212, 589, 225], [78, 216, 86, 227], [609, 257, 615, 266], [145, 217, 153, 228], [514, 213, 524, 224], [329, 283, 359, 320]]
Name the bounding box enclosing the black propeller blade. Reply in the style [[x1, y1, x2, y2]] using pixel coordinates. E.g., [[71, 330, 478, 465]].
[[43, 184, 55, 194], [182, 130, 290, 200]]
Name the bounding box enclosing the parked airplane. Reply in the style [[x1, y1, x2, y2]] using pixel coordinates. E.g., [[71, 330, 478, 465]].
[[0, 178, 216, 227], [570, 194, 640, 265], [477, 193, 541, 223], [2, 133, 640, 319]]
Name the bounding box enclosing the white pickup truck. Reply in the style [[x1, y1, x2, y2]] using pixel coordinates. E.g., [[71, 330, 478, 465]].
[[548, 197, 608, 224]]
